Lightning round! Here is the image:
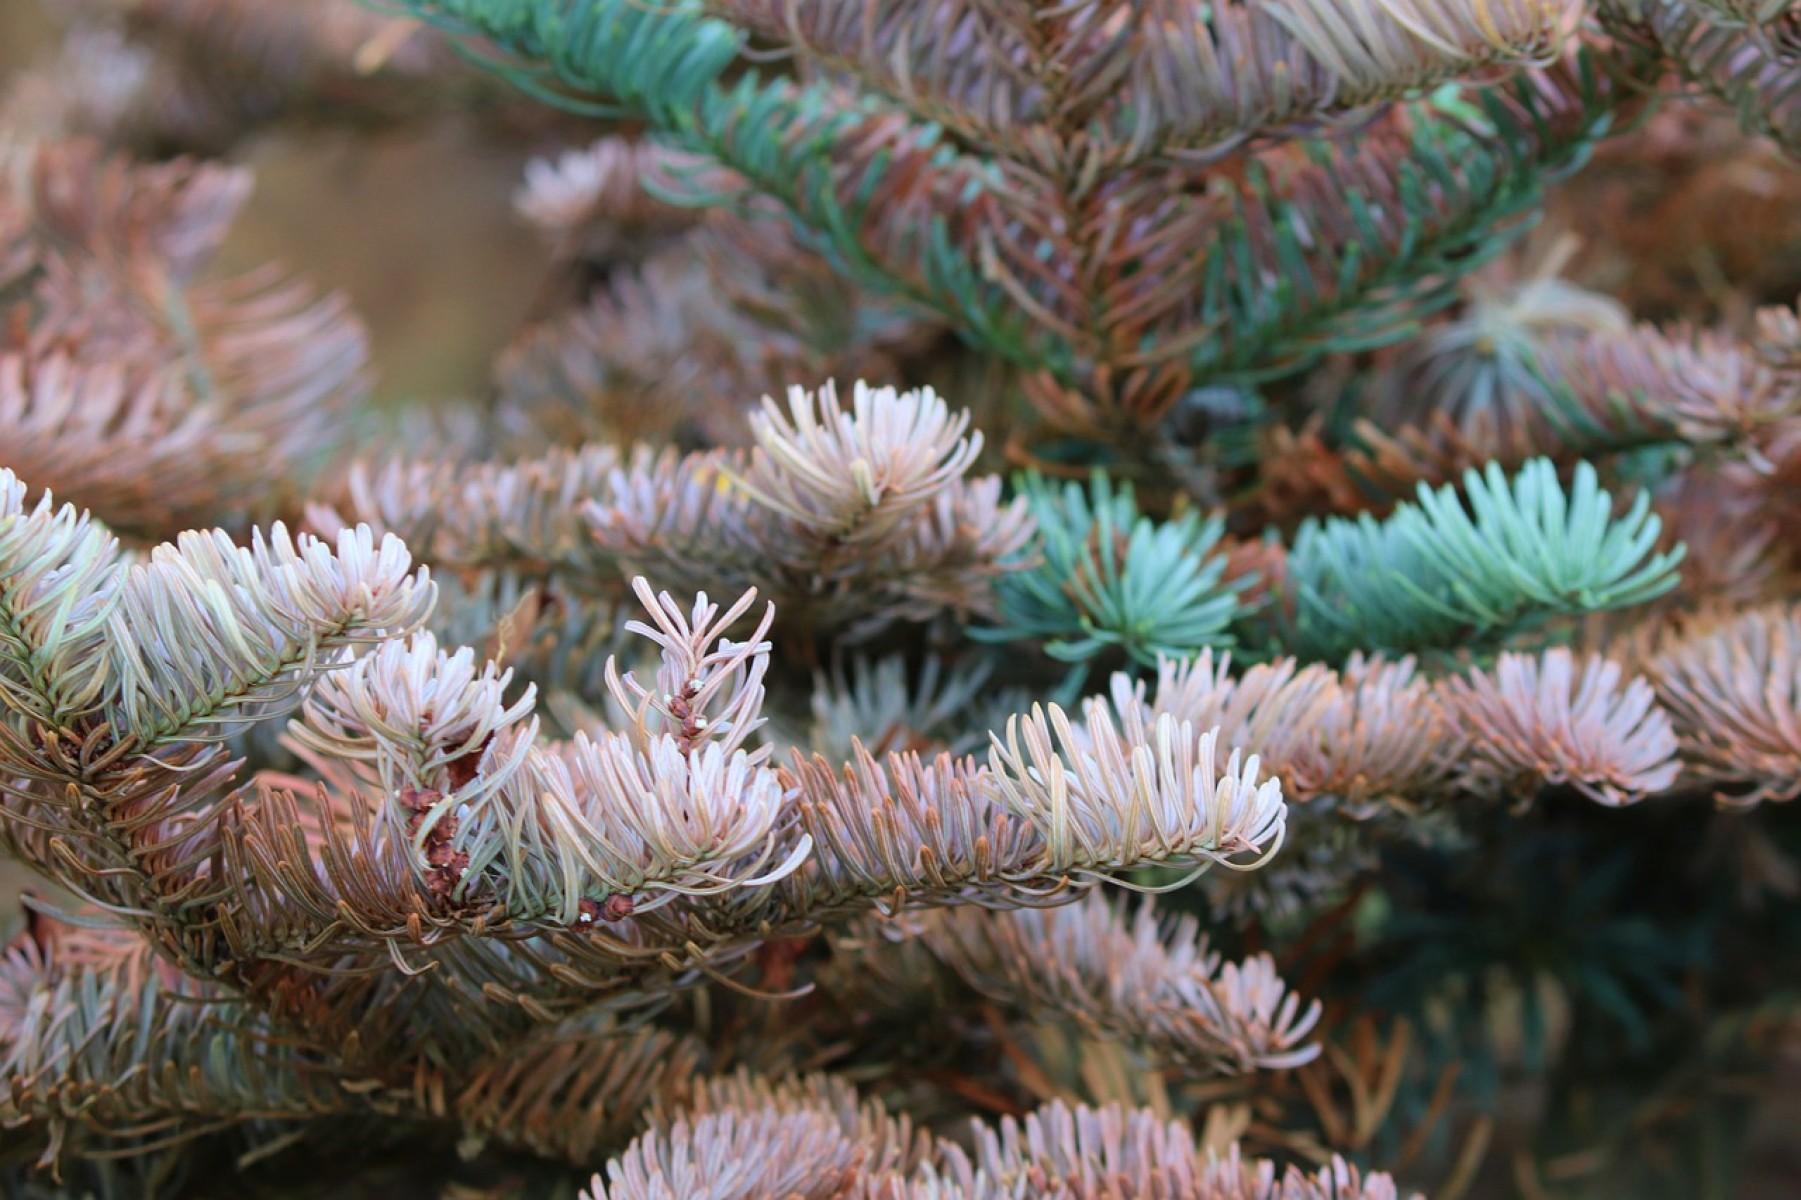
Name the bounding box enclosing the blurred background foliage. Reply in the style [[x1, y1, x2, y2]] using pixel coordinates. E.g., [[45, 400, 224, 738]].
[[0, 4, 547, 401]]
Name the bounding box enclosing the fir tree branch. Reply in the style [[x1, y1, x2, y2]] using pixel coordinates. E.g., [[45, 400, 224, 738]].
[[1189, 56, 1622, 384], [977, 472, 1242, 668], [915, 891, 1322, 1075], [452, 1017, 706, 1163], [581, 1074, 1413, 1200], [1124, 650, 1454, 817], [1437, 647, 1681, 806], [1644, 601, 1801, 803], [315, 444, 625, 583], [1284, 457, 1683, 661], [1, 144, 366, 537], [1356, 266, 1801, 471], [0, 918, 374, 1163], [396, 2, 1618, 434], [328, 382, 1035, 645], [1599, 0, 1801, 157], [0, 474, 434, 981], [693, 0, 1576, 164]]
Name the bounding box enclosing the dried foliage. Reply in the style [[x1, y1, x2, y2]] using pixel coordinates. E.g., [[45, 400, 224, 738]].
[[1645, 603, 1801, 803], [1438, 647, 1681, 806]]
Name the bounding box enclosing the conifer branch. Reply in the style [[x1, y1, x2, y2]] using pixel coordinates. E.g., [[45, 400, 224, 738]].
[[0, 144, 366, 537], [917, 891, 1322, 1075], [1127, 651, 1453, 817], [695, 0, 1576, 164], [1284, 458, 1683, 660], [496, 197, 936, 453], [581, 1076, 1413, 1200], [4, 4, 1789, 1188], [1599, 0, 1801, 157], [514, 137, 721, 256], [452, 1018, 707, 1163], [1360, 268, 1801, 470], [1438, 647, 1681, 806], [1185, 56, 1622, 384], [979, 472, 1242, 667], [4, 1, 466, 151], [0, 470, 434, 977], [0, 918, 371, 1163], [1645, 602, 1801, 803], [789, 655, 1001, 762], [316, 445, 624, 583], [395, 1, 1623, 433], [582, 1073, 919, 1200], [988, 700, 1288, 877], [329, 381, 1034, 644]]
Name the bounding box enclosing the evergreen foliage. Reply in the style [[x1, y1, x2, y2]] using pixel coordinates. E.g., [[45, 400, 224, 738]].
[[0, 2, 1798, 1198], [979, 472, 1242, 669], [1286, 458, 1684, 660]]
